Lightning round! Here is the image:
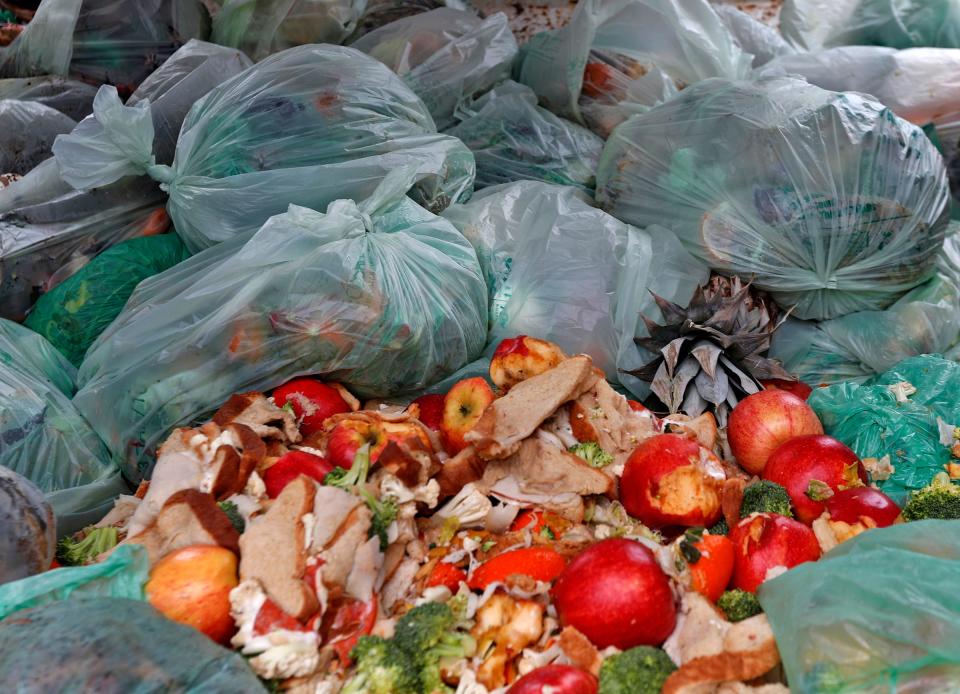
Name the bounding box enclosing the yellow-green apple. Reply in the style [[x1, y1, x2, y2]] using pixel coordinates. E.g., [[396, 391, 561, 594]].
[[441, 377, 495, 454]]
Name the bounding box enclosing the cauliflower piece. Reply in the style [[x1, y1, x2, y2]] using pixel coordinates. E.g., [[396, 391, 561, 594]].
[[434, 483, 493, 528]]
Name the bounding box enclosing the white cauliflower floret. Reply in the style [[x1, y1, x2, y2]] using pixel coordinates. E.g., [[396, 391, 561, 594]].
[[456, 669, 491, 694], [248, 640, 321, 680], [380, 472, 441, 509], [434, 483, 493, 528]]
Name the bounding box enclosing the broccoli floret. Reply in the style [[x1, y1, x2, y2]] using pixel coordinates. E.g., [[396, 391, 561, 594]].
[[56, 526, 119, 566], [569, 441, 614, 468], [362, 490, 398, 551], [322, 444, 396, 550], [394, 602, 476, 693], [717, 589, 763, 622], [343, 635, 420, 694], [740, 480, 793, 518], [902, 472, 960, 521], [324, 443, 371, 490], [709, 517, 729, 535], [217, 500, 245, 533], [598, 646, 676, 694]]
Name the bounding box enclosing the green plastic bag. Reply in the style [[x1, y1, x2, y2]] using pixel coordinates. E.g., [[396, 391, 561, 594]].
[[351, 8, 519, 130], [596, 76, 951, 321], [74, 172, 488, 482], [441, 181, 708, 397], [52, 44, 476, 252], [25, 234, 191, 367], [446, 81, 604, 194], [514, 0, 751, 137], [0, 318, 124, 534], [0, 597, 266, 692], [0, 544, 147, 620], [808, 354, 960, 502], [759, 521, 960, 693], [0, 0, 211, 88], [780, 0, 960, 51], [770, 233, 960, 384], [213, 0, 365, 62]]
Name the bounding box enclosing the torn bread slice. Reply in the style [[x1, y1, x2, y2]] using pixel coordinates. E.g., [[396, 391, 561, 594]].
[[214, 391, 301, 443], [480, 438, 614, 499], [465, 356, 600, 460], [240, 475, 318, 621], [569, 379, 658, 466], [124, 488, 240, 564]]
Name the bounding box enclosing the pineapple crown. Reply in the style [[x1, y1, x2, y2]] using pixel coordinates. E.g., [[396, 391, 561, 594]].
[[626, 276, 795, 419]]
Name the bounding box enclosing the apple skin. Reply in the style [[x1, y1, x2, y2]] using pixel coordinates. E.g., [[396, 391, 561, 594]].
[[145, 545, 239, 644], [325, 419, 389, 470], [441, 377, 495, 454], [507, 664, 598, 694], [620, 434, 724, 529], [489, 335, 566, 391], [825, 486, 900, 527], [729, 513, 821, 592], [272, 378, 351, 436], [552, 538, 676, 650], [411, 393, 445, 431], [763, 435, 868, 525], [760, 378, 813, 400], [264, 451, 334, 498], [728, 389, 824, 475]]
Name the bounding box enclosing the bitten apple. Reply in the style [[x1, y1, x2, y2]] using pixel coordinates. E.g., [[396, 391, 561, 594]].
[[620, 434, 724, 529], [263, 450, 334, 498], [729, 513, 821, 592], [325, 419, 389, 470], [489, 335, 566, 391], [272, 378, 352, 436], [508, 664, 598, 694], [728, 389, 824, 475], [441, 377, 495, 454], [146, 545, 239, 643], [552, 538, 676, 649], [411, 393, 445, 430], [763, 435, 867, 525]]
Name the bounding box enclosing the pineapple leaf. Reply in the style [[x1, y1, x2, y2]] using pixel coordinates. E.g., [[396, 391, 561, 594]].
[[719, 355, 762, 394], [681, 383, 708, 417], [650, 292, 689, 324], [661, 337, 690, 375], [695, 364, 730, 405], [668, 357, 701, 412], [740, 354, 794, 381], [690, 341, 722, 379]]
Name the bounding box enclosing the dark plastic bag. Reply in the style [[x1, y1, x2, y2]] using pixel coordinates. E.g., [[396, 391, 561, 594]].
[[0, 99, 75, 175], [74, 173, 488, 482], [52, 44, 476, 252], [0, 75, 98, 120], [446, 81, 604, 194], [596, 76, 951, 321], [0, 0, 211, 90], [0, 40, 252, 323], [0, 465, 56, 587], [347, 0, 443, 42], [759, 521, 960, 693], [0, 597, 266, 692], [25, 234, 191, 367], [808, 354, 960, 502]]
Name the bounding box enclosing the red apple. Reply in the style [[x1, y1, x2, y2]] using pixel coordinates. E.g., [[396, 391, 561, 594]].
[[272, 378, 352, 436], [728, 389, 824, 475], [411, 393, 445, 430], [489, 335, 566, 391], [552, 538, 676, 649], [441, 377, 495, 454], [763, 435, 867, 525], [508, 665, 598, 694], [620, 434, 724, 529], [825, 487, 900, 528], [263, 450, 334, 498], [760, 378, 813, 400], [325, 419, 389, 470], [729, 513, 821, 592], [145, 545, 239, 643]]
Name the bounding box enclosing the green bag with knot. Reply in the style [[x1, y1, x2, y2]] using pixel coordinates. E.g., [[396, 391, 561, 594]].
[[25, 234, 190, 367]]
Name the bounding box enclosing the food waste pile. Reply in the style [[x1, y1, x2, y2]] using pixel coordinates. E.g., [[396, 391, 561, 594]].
[[3, 0, 960, 692]]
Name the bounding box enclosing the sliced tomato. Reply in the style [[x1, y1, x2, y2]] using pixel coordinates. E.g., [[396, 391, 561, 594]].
[[688, 534, 735, 603], [582, 62, 616, 99], [253, 598, 310, 637], [322, 595, 378, 665], [426, 562, 468, 593], [468, 547, 566, 590], [509, 509, 567, 539]]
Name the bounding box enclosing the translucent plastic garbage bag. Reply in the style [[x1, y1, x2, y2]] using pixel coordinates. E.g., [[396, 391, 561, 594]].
[[0, 544, 147, 619], [770, 233, 960, 385], [596, 76, 951, 321], [713, 4, 793, 68], [0, 465, 56, 586], [0, 319, 124, 534], [446, 81, 603, 194], [441, 180, 708, 397], [53, 44, 476, 252], [74, 173, 488, 482], [0, 99, 75, 175], [213, 0, 365, 62], [759, 521, 960, 693], [780, 0, 960, 52], [0, 0, 211, 89], [347, 0, 443, 42], [808, 354, 960, 501], [514, 0, 751, 137], [0, 76, 97, 120], [351, 8, 518, 130], [0, 41, 251, 322], [0, 598, 265, 691], [25, 234, 191, 367]]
